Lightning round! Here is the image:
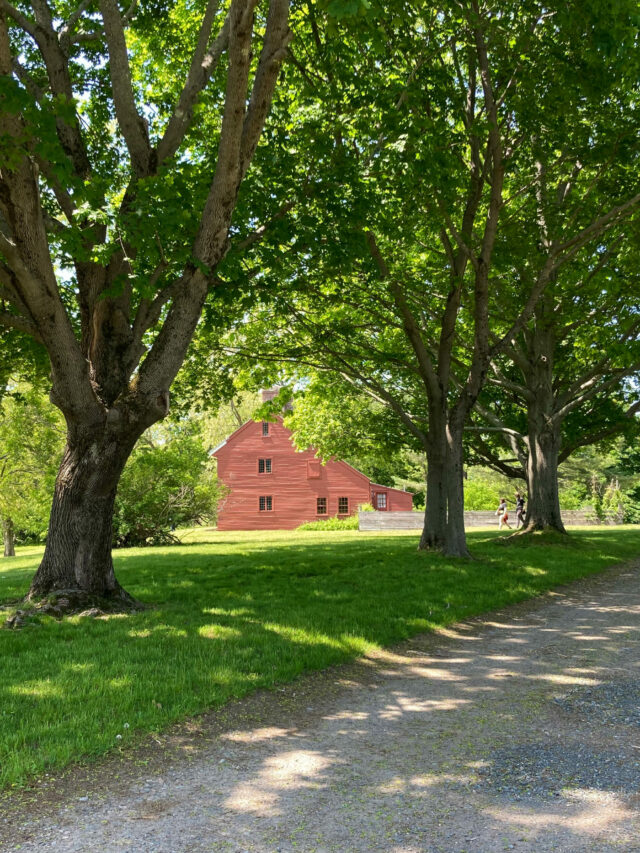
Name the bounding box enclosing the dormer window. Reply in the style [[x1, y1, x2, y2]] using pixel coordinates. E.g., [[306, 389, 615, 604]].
[[258, 458, 272, 474], [262, 421, 269, 436]]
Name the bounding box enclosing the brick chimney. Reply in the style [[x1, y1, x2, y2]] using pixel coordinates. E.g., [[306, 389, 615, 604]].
[[260, 386, 293, 411], [260, 386, 282, 403]]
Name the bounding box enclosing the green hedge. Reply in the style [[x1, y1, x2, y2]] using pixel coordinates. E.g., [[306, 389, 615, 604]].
[[298, 514, 359, 530]]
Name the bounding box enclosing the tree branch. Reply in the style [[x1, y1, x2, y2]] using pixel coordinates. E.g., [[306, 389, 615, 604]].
[[192, 0, 261, 267], [157, 5, 230, 165], [99, 0, 153, 177], [0, 0, 36, 37], [558, 400, 640, 463], [468, 431, 526, 480], [0, 308, 42, 340], [552, 193, 640, 263], [58, 0, 93, 52], [553, 362, 640, 424], [24, 0, 92, 178], [233, 199, 295, 251], [365, 231, 439, 398], [485, 371, 533, 401], [137, 0, 290, 400], [239, 0, 292, 180]]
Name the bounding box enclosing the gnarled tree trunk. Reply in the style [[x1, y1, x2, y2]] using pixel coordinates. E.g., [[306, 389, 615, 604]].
[[28, 417, 147, 601], [2, 517, 15, 557], [0, 1, 292, 614]]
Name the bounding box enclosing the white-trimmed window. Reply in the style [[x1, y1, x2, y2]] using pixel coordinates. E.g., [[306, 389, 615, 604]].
[[317, 497, 327, 515], [259, 495, 273, 511], [338, 497, 349, 514], [262, 421, 270, 436], [258, 458, 272, 474], [375, 493, 387, 510]]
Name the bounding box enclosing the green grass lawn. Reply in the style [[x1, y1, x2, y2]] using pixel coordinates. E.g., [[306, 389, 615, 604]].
[[1, 526, 639, 791]]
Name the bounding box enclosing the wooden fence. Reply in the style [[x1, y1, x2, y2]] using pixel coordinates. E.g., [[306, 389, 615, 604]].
[[358, 507, 601, 531]]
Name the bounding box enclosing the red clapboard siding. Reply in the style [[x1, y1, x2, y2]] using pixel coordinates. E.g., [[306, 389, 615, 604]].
[[370, 482, 414, 512], [213, 418, 412, 530]]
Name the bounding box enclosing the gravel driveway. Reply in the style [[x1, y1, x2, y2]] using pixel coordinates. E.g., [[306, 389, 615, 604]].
[[2, 560, 640, 853]]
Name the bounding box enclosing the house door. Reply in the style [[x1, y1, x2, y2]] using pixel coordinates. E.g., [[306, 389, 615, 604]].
[[374, 492, 388, 511]]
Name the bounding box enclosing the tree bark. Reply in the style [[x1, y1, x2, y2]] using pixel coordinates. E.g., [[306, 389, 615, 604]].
[[2, 517, 16, 557], [523, 421, 565, 533], [0, 1, 292, 612], [418, 415, 471, 558], [419, 400, 448, 551], [28, 420, 143, 601], [520, 297, 566, 534], [443, 423, 471, 557], [419, 452, 447, 550]]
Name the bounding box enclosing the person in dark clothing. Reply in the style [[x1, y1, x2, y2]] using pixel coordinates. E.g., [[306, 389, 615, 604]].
[[515, 492, 526, 529]]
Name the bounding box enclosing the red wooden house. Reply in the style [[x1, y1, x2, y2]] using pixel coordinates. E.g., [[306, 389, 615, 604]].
[[213, 417, 413, 531]]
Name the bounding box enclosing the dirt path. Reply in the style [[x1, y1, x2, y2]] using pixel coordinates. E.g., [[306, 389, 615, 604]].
[[2, 561, 640, 853]]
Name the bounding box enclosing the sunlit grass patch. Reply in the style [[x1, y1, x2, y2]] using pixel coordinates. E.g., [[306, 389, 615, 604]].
[[197, 624, 242, 640], [0, 526, 639, 790]]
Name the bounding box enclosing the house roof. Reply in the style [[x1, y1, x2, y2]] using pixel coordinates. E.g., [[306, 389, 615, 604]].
[[371, 482, 412, 496], [209, 418, 262, 457], [211, 417, 411, 494]]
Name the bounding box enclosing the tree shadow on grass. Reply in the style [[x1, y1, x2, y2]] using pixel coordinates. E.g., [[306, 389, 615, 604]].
[[6, 566, 640, 850], [0, 527, 639, 789]]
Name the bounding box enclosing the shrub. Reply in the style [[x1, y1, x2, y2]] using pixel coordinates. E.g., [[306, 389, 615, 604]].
[[464, 479, 501, 510], [113, 429, 222, 547], [558, 481, 590, 510], [622, 494, 640, 524], [298, 514, 359, 531], [600, 479, 625, 524]]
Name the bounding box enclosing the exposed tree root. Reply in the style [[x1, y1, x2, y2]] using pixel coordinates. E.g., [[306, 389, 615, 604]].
[[496, 526, 576, 548], [3, 588, 145, 629]]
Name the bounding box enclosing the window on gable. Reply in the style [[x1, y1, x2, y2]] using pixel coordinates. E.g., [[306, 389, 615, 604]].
[[338, 497, 349, 514], [262, 421, 269, 436], [259, 495, 273, 511], [317, 497, 327, 515], [258, 458, 272, 474]]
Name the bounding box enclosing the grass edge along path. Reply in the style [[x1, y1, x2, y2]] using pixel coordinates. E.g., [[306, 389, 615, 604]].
[[1, 526, 639, 792]]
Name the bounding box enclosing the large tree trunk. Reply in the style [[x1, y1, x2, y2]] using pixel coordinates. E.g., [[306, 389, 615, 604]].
[[523, 423, 565, 533], [419, 406, 471, 557], [419, 402, 448, 551], [28, 421, 143, 602], [2, 517, 16, 557], [0, 1, 291, 615], [443, 423, 470, 558], [419, 451, 447, 550], [520, 297, 566, 535]]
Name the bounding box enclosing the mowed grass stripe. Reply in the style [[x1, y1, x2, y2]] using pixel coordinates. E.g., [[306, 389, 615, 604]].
[[0, 527, 639, 790]]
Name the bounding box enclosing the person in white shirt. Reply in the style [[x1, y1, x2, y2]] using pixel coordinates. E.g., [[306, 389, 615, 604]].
[[495, 498, 511, 530]]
